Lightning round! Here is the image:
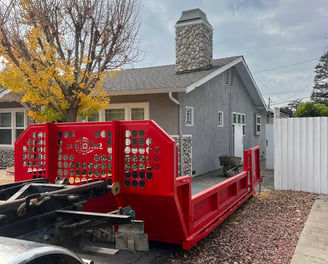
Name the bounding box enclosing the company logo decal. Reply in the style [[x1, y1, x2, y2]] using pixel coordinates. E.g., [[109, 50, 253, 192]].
[[67, 137, 103, 155]]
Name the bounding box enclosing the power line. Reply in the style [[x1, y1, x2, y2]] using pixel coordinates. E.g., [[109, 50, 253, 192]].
[[263, 81, 313, 96], [270, 96, 310, 105], [265, 81, 313, 106], [253, 58, 319, 74], [256, 78, 286, 100]]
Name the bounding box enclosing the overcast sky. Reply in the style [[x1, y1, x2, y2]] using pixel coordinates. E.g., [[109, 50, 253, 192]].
[[132, 0, 328, 108]]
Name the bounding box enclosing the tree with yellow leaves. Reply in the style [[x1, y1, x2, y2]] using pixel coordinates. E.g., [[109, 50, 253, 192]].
[[0, 0, 140, 122]]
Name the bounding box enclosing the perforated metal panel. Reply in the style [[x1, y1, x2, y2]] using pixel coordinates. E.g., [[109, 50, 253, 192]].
[[15, 121, 177, 196], [55, 125, 114, 185], [16, 125, 47, 181], [117, 121, 177, 196]]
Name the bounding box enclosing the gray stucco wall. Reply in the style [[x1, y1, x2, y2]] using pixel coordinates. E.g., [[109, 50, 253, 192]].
[[179, 68, 266, 176], [110, 93, 179, 135], [229, 69, 266, 158]]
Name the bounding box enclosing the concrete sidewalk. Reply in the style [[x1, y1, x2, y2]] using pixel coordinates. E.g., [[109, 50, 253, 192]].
[[291, 195, 328, 264]]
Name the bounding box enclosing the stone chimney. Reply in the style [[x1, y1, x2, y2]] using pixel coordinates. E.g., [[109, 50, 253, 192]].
[[175, 9, 213, 74]]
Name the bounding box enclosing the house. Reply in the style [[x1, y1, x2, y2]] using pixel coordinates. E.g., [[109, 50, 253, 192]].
[[0, 8, 267, 176], [94, 9, 267, 176]]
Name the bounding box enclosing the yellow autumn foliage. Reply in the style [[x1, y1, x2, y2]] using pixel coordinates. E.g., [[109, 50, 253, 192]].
[[78, 73, 110, 120], [0, 21, 112, 123]]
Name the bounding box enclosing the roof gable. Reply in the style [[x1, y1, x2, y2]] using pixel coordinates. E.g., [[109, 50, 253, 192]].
[[103, 56, 240, 95], [104, 55, 267, 110], [184, 57, 267, 109]]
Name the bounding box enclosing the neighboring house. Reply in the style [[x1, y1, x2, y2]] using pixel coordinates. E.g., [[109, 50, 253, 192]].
[[0, 8, 267, 176], [0, 89, 27, 168], [267, 107, 293, 124]]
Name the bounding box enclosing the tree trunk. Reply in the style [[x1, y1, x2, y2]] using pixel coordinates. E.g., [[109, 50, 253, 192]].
[[63, 101, 79, 122]]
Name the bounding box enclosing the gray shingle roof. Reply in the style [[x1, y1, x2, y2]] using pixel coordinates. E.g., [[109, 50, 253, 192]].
[[103, 56, 241, 95], [0, 89, 21, 102]]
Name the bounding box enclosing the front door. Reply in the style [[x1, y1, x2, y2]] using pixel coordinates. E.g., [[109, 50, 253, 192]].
[[233, 124, 244, 159]]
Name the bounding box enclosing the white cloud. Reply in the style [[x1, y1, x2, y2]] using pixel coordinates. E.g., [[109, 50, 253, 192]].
[[287, 47, 307, 53], [136, 0, 328, 106]]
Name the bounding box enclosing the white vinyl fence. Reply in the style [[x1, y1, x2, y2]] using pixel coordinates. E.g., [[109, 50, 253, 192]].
[[274, 117, 328, 194]]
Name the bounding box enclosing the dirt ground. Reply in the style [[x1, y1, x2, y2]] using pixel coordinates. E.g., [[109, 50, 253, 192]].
[[0, 170, 14, 185], [0, 167, 277, 264]]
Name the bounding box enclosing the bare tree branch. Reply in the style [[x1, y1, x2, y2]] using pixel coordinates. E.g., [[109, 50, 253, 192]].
[[0, 0, 141, 122]]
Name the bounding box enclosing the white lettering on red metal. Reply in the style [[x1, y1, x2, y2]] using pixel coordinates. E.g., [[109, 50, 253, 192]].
[[72, 137, 103, 155]]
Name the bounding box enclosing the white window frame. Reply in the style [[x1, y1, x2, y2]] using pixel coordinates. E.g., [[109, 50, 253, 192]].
[[256, 115, 261, 135], [88, 102, 149, 121], [0, 108, 27, 147], [237, 113, 241, 124], [233, 112, 246, 135], [232, 112, 237, 124], [104, 104, 128, 121], [242, 114, 246, 135], [232, 112, 246, 125], [185, 106, 194, 127], [218, 111, 224, 127], [241, 114, 246, 125]]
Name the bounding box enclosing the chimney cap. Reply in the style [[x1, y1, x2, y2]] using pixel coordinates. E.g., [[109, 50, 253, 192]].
[[176, 8, 212, 28]]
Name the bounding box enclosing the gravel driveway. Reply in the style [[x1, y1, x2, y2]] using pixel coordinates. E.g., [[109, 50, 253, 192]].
[[162, 190, 317, 264], [0, 169, 318, 264]]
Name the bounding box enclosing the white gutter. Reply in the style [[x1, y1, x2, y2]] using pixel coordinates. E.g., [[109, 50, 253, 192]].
[[168, 92, 183, 176], [0, 89, 10, 98], [168, 91, 180, 105]]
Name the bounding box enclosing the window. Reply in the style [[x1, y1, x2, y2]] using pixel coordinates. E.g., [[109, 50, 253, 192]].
[[15, 112, 25, 139], [232, 112, 245, 125], [233, 112, 246, 135], [87, 112, 99, 122], [105, 108, 125, 121], [256, 115, 261, 135], [242, 114, 246, 135], [232, 113, 237, 124], [86, 102, 149, 122], [0, 109, 26, 146], [218, 111, 224, 127], [241, 114, 246, 125], [0, 112, 12, 145], [185, 106, 193, 126], [131, 108, 144, 120]]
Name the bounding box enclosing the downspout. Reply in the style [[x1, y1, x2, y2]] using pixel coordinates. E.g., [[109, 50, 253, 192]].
[[169, 92, 183, 176], [169, 91, 180, 105], [229, 81, 233, 155]]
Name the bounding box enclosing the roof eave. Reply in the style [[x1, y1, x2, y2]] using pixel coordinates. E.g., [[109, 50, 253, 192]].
[[237, 59, 268, 112], [185, 57, 243, 94], [106, 87, 186, 96]]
